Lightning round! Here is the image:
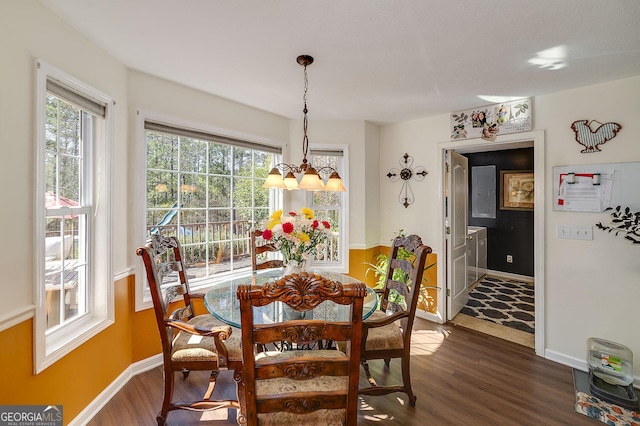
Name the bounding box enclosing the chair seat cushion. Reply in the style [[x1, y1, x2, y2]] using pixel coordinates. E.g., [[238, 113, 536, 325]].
[[254, 349, 347, 425], [172, 314, 242, 362], [257, 409, 345, 426], [363, 310, 404, 351]]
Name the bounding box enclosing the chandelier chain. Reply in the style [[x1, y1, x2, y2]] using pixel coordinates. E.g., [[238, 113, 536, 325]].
[[302, 63, 309, 165], [261, 54, 345, 192]]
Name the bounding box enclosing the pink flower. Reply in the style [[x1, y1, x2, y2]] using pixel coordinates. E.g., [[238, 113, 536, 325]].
[[282, 222, 294, 234], [261, 229, 273, 240], [312, 220, 319, 229], [322, 221, 331, 229]]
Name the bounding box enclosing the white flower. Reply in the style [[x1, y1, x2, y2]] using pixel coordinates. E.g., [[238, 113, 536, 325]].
[[259, 208, 332, 264]]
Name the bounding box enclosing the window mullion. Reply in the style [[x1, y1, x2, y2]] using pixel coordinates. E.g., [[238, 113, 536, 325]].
[[227, 148, 231, 270], [59, 218, 67, 324], [55, 99, 61, 198], [205, 140, 210, 276]]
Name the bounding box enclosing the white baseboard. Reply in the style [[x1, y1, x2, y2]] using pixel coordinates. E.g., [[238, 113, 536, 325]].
[[485, 269, 534, 283], [545, 348, 587, 372], [416, 310, 444, 324], [545, 348, 640, 389], [68, 354, 162, 426]]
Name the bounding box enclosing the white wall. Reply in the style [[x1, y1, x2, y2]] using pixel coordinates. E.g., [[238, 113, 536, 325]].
[[364, 121, 381, 248], [287, 119, 373, 248], [0, 1, 128, 324], [379, 76, 640, 379], [379, 114, 449, 246], [538, 77, 640, 376], [127, 70, 288, 143]]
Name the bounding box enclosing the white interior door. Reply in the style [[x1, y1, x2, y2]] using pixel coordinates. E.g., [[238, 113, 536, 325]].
[[446, 150, 469, 320]]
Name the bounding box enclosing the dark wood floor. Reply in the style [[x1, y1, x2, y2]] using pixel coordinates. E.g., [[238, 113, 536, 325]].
[[88, 319, 593, 425]]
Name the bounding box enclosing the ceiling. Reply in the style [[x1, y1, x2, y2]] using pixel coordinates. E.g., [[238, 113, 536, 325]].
[[40, 0, 640, 125]]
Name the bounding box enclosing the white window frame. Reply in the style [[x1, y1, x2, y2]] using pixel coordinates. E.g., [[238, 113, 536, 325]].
[[306, 144, 349, 273], [34, 60, 114, 374], [134, 110, 284, 311]]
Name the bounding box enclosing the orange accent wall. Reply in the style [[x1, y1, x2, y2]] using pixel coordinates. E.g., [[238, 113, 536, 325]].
[[349, 247, 438, 314], [347, 246, 382, 287], [0, 274, 156, 424], [418, 253, 438, 314], [131, 302, 162, 362]]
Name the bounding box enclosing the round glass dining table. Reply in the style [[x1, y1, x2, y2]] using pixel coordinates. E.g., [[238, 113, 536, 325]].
[[203, 268, 378, 328]]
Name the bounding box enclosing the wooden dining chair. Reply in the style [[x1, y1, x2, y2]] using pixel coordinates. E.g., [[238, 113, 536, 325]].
[[359, 234, 432, 406], [136, 234, 244, 425], [250, 229, 284, 270], [237, 272, 366, 425]]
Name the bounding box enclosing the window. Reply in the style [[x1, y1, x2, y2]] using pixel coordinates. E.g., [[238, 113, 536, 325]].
[[307, 147, 349, 271], [137, 117, 282, 308], [35, 60, 114, 373]]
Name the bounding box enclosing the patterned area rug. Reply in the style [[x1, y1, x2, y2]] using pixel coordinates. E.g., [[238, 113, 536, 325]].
[[460, 276, 535, 334]]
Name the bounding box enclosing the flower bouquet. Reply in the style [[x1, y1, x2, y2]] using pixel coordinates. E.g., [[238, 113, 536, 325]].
[[259, 208, 332, 272]]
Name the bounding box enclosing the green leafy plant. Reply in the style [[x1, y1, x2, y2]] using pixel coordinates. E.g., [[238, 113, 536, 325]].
[[596, 206, 640, 244], [365, 230, 437, 312]]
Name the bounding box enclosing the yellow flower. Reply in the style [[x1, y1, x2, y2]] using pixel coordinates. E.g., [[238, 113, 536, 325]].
[[270, 210, 283, 220], [266, 219, 280, 230], [298, 232, 310, 243], [301, 207, 314, 219]]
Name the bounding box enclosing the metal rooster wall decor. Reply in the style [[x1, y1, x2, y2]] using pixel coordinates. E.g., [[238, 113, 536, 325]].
[[571, 119, 622, 153], [386, 153, 428, 208]]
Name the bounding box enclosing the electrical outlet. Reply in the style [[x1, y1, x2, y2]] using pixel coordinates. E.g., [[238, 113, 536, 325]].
[[506, 255, 513, 263]]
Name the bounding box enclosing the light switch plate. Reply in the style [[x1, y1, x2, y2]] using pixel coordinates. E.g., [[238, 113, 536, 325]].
[[557, 225, 593, 240]]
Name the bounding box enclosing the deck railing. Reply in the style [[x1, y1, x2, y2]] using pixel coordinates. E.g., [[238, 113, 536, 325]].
[[147, 220, 339, 270]]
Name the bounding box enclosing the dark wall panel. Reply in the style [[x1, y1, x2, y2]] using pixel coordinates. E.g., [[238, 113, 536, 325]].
[[465, 147, 534, 277]]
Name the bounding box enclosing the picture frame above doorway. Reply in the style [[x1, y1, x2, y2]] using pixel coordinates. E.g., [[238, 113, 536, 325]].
[[500, 170, 534, 211]]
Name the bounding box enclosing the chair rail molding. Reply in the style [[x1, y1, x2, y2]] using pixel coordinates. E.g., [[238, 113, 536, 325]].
[[0, 305, 36, 332]]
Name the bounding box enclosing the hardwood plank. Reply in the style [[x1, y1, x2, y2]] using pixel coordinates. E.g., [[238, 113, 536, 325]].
[[88, 319, 592, 425]]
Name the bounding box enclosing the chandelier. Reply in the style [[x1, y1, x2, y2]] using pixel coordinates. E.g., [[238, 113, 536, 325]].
[[263, 55, 346, 192]]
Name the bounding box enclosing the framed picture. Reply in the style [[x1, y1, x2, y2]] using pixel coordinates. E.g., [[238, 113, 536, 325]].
[[500, 170, 534, 211]]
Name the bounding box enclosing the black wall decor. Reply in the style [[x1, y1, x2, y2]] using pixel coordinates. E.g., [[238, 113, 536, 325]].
[[386, 153, 428, 208]]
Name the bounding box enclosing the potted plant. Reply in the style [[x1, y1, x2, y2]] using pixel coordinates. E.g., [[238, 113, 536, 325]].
[[365, 230, 437, 313]]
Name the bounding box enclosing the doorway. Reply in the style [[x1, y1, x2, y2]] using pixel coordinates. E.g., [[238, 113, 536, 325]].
[[436, 130, 545, 357]]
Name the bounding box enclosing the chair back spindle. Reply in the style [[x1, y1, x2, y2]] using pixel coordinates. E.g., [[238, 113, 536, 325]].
[[250, 229, 285, 270]]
